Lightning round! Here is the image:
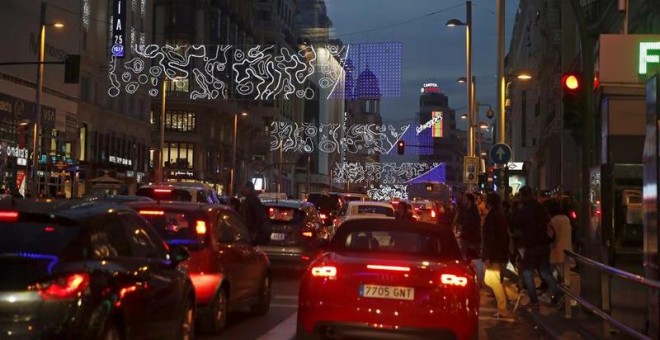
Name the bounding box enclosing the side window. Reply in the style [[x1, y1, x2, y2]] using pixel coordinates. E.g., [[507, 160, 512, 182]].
[[87, 215, 132, 259], [119, 213, 166, 259], [218, 211, 250, 244]]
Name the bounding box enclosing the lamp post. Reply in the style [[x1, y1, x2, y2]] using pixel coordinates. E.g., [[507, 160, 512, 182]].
[[31, 0, 63, 197], [447, 1, 473, 158], [456, 76, 477, 157], [230, 111, 248, 196], [500, 72, 532, 143]]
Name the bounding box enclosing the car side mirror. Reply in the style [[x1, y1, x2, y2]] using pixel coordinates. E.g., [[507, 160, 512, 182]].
[[169, 245, 190, 265]]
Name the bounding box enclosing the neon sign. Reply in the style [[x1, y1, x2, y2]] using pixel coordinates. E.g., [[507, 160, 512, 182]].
[[416, 114, 442, 135], [640, 42, 660, 75], [111, 0, 126, 58]]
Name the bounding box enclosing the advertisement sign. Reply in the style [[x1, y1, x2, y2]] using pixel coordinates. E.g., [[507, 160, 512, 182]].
[[111, 0, 126, 58], [431, 111, 443, 138]]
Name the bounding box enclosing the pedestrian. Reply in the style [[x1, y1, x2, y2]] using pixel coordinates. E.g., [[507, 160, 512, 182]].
[[458, 193, 484, 285], [239, 181, 267, 245], [482, 192, 516, 319], [513, 186, 562, 307], [547, 199, 573, 284], [395, 201, 414, 221]]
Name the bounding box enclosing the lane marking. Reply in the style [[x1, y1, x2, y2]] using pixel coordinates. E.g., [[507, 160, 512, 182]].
[[478, 316, 517, 323], [271, 303, 298, 309], [257, 312, 298, 340]]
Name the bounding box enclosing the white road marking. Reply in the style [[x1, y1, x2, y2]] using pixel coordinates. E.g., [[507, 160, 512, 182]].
[[257, 312, 298, 340]]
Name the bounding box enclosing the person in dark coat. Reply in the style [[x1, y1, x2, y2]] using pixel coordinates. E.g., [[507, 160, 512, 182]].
[[513, 186, 561, 306], [482, 192, 515, 319], [457, 193, 484, 285], [239, 181, 267, 245]]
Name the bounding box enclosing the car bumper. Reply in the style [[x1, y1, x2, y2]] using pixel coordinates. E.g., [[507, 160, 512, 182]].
[[257, 245, 314, 267], [305, 321, 459, 340]]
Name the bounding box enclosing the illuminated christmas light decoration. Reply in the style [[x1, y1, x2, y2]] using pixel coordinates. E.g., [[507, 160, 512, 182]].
[[107, 42, 401, 100], [269, 121, 409, 154], [335, 42, 402, 100], [82, 0, 90, 31], [332, 162, 439, 184], [416, 114, 442, 135], [367, 184, 409, 201]]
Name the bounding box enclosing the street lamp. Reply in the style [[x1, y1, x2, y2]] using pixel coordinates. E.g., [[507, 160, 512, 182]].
[[31, 0, 64, 197], [499, 71, 532, 143], [447, 1, 473, 158], [230, 111, 248, 196]]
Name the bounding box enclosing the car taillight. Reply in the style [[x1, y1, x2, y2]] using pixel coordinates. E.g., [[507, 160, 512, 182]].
[[440, 274, 468, 287], [301, 231, 313, 238], [154, 189, 172, 193], [38, 273, 90, 301], [367, 264, 410, 272], [139, 210, 165, 216], [0, 211, 19, 222], [195, 220, 207, 235], [311, 266, 337, 278], [431, 209, 437, 218]]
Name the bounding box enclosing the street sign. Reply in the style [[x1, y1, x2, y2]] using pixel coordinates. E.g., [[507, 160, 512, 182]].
[[463, 156, 479, 185], [489, 143, 512, 165]]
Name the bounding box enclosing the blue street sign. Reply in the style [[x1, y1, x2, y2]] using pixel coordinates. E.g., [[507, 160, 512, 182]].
[[489, 143, 512, 165]]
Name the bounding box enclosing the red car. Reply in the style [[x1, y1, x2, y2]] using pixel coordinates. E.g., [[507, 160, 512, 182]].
[[127, 201, 271, 334], [297, 219, 478, 340]]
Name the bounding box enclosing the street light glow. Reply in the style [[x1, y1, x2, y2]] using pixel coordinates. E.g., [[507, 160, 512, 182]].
[[456, 77, 467, 83], [517, 72, 532, 80], [445, 19, 465, 27], [53, 22, 64, 28]]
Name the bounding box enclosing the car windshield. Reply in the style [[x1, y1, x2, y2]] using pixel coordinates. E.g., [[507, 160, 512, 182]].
[[136, 188, 193, 202], [336, 229, 460, 259], [137, 209, 206, 249]]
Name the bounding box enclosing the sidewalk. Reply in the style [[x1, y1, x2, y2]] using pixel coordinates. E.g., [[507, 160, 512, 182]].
[[520, 262, 650, 339]]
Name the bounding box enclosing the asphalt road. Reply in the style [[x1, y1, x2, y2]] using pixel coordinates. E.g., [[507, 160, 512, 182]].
[[198, 267, 544, 340]]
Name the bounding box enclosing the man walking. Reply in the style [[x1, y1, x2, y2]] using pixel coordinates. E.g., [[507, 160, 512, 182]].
[[239, 181, 267, 245]]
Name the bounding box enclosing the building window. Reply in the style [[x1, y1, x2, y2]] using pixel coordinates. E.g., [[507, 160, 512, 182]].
[[164, 142, 194, 169], [165, 111, 196, 132]]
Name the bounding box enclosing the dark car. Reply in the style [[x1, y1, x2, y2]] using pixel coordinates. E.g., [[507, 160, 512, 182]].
[[0, 200, 195, 339], [258, 200, 331, 268], [306, 192, 342, 226], [128, 201, 271, 334]]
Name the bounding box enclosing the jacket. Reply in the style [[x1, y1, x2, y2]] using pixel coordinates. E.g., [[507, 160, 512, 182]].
[[513, 199, 551, 248], [481, 208, 510, 263], [460, 204, 481, 244]]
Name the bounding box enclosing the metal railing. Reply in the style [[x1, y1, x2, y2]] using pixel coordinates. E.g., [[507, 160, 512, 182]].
[[561, 249, 660, 340]]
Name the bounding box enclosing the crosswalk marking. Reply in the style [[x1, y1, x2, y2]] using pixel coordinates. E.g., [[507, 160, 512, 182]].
[[257, 312, 298, 340]]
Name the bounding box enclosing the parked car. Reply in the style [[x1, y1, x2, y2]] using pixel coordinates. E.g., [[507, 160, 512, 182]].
[[298, 219, 478, 340], [128, 201, 271, 334], [136, 184, 220, 204], [0, 199, 195, 339], [332, 201, 396, 230], [258, 199, 331, 268]]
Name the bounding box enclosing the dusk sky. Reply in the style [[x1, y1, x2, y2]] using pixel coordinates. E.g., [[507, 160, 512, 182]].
[[325, 0, 519, 129]]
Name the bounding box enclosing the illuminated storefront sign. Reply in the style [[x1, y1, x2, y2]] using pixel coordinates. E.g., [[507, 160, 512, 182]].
[[420, 83, 440, 93], [639, 41, 660, 74], [5, 145, 28, 166], [109, 155, 132, 166], [111, 0, 126, 58]]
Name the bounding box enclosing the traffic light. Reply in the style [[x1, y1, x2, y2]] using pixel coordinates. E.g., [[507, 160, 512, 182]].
[[397, 140, 405, 155], [64, 54, 80, 84], [561, 72, 584, 144]]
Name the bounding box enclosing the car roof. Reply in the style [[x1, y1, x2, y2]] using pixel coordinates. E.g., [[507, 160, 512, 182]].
[[261, 199, 313, 209], [0, 199, 137, 222], [127, 200, 226, 212], [346, 201, 394, 208]]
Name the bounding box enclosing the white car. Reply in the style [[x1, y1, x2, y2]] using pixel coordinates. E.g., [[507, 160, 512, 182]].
[[333, 201, 396, 229]]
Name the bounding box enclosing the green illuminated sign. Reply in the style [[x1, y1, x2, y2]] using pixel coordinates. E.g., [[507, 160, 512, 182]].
[[639, 41, 660, 74]]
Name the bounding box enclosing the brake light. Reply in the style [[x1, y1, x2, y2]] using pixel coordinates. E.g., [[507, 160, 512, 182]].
[[440, 274, 468, 287], [367, 264, 410, 272], [311, 266, 337, 277], [139, 210, 165, 216], [154, 189, 172, 193], [570, 210, 577, 220], [431, 209, 437, 218], [38, 273, 90, 301], [44, 226, 55, 232], [301, 231, 313, 238], [0, 211, 19, 222], [195, 220, 207, 235]]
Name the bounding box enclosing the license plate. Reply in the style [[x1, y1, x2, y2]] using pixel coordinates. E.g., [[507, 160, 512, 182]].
[[359, 284, 414, 301], [270, 233, 286, 241]]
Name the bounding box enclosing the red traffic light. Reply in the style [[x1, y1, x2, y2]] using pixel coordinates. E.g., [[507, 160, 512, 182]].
[[397, 140, 405, 155], [562, 73, 581, 92]]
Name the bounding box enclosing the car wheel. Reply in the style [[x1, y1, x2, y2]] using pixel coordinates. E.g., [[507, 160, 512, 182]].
[[250, 274, 271, 315], [178, 298, 195, 340], [100, 320, 122, 340], [199, 288, 228, 334]]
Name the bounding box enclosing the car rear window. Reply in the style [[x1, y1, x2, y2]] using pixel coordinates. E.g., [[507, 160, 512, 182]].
[[0, 222, 81, 256], [335, 229, 461, 259], [136, 188, 193, 202], [353, 205, 394, 217], [137, 209, 206, 249], [266, 207, 301, 222]]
